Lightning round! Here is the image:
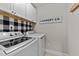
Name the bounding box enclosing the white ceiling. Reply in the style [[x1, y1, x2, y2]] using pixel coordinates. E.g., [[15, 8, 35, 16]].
[[32, 3, 51, 8]]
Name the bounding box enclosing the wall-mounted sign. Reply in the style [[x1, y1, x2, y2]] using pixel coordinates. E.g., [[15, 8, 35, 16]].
[[39, 17, 63, 24]]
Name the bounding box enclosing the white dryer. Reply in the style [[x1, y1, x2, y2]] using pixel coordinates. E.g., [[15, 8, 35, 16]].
[[25, 31, 46, 56]]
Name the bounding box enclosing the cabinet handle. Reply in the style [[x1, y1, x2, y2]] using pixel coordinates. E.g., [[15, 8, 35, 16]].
[[12, 10, 14, 13], [14, 11, 16, 14], [14, 12, 16, 14], [11, 10, 16, 14]]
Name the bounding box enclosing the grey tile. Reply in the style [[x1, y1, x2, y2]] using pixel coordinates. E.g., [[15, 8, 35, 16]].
[[18, 23, 21, 26], [10, 21, 14, 25], [3, 25, 9, 30], [3, 16, 9, 21], [14, 26, 18, 30], [0, 19, 3, 24], [0, 30, 3, 32]]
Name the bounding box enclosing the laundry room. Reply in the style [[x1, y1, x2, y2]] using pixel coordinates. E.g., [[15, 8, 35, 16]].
[[0, 2, 79, 56]]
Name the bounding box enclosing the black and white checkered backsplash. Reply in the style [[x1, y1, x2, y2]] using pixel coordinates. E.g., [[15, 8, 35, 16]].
[[0, 15, 33, 33]]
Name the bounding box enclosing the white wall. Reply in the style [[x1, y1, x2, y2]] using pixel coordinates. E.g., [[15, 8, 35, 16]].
[[35, 4, 70, 55], [68, 6, 79, 56]]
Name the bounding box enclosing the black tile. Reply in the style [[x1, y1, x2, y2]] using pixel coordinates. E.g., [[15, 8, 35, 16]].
[[3, 20, 9, 25], [14, 29, 18, 31], [21, 23, 24, 33], [14, 22, 18, 26], [26, 24, 28, 27], [3, 29, 9, 32], [29, 25, 32, 27], [21, 30, 24, 33], [21, 23, 24, 27]]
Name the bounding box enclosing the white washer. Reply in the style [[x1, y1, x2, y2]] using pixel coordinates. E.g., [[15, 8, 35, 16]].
[[9, 38, 39, 56], [25, 31, 46, 56], [0, 32, 39, 56]]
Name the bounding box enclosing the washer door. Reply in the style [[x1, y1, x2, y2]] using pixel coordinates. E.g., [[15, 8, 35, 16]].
[[14, 39, 39, 56]]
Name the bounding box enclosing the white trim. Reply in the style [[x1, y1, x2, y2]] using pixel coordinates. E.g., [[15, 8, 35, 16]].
[[45, 49, 69, 56]]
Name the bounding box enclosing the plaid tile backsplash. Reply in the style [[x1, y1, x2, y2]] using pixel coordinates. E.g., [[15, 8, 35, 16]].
[[0, 15, 33, 33]]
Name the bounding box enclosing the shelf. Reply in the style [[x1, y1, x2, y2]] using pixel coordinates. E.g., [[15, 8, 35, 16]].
[[70, 3, 79, 12], [0, 9, 36, 24]]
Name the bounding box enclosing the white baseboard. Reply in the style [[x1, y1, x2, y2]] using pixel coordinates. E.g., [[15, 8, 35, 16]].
[[45, 49, 68, 56]]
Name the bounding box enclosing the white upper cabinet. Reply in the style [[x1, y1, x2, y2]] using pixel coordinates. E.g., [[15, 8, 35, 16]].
[[26, 3, 36, 22], [0, 3, 11, 13], [0, 3, 36, 22], [13, 3, 26, 18]]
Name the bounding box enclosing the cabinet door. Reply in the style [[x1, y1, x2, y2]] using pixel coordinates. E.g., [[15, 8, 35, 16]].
[[26, 3, 36, 21], [13, 3, 26, 18], [0, 3, 11, 13]]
